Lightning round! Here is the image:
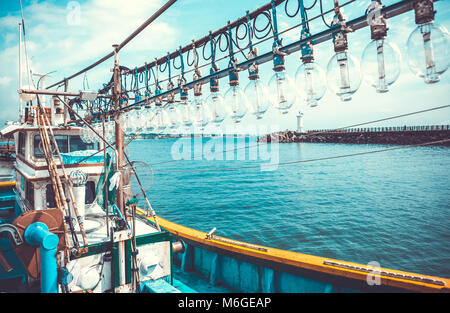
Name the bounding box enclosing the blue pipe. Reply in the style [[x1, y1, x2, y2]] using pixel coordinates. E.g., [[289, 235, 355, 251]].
[[24, 222, 59, 293]]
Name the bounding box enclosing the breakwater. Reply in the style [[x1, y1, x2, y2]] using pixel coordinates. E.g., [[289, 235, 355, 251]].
[[258, 125, 450, 146]]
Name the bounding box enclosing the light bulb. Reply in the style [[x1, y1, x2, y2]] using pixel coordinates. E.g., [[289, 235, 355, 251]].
[[134, 109, 145, 134], [244, 79, 270, 119], [361, 38, 402, 93], [180, 99, 195, 127], [154, 107, 168, 132], [267, 70, 297, 114], [192, 95, 211, 130], [90, 121, 101, 143], [126, 109, 144, 134], [294, 62, 327, 108], [406, 22, 450, 84], [326, 51, 361, 101], [80, 127, 91, 143], [104, 117, 115, 142], [166, 105, 181, 130], [124, 110, 135, 134], [206, 91, 226, 125], [223, 85, 249, 123], [144, 109, 156, 134]]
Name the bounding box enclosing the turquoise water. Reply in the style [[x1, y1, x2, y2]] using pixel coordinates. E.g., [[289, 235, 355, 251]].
[[128, 137, 450, 278]]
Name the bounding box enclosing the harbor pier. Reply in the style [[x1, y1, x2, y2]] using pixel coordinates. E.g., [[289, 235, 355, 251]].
[[258, 125, 450, 146]]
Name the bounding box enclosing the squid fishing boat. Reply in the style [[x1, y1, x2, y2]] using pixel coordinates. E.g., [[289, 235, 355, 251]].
[[1, 117, 449, 293], [0, 0, 449, 293]]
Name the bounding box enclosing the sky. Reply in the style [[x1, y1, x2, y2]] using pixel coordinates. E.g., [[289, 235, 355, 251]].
[[0, 0, 449, 133]]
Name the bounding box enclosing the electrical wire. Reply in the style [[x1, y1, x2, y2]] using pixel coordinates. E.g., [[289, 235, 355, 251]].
[[129, 0, 356, 92]]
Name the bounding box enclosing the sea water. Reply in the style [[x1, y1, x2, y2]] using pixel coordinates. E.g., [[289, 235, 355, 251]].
[[128, 136, 450, 278]]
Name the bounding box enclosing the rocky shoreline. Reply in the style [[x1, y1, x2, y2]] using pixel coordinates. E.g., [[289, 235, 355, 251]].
[[257, 126, 450, 146]]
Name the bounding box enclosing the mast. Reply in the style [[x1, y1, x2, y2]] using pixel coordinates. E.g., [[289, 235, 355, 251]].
[[18, 22, 22, 123], [63, 79, 68, 127], [113, 44, 125, 216], [112, 44, 128, 290]]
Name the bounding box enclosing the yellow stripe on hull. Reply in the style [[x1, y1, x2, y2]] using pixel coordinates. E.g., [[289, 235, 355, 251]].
[[136, 207, 450, 293], [0, 181, 15, 188]]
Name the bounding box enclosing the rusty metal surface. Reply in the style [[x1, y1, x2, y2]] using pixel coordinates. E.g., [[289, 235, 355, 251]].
[[11, 209, 65, 279]]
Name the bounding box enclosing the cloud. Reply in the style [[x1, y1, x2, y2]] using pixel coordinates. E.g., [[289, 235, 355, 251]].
[[0, 76, 12, 86], [0, 0, 179, 122]]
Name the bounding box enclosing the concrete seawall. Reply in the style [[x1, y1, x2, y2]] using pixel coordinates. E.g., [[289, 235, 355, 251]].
[[258, 125, 450, 146]]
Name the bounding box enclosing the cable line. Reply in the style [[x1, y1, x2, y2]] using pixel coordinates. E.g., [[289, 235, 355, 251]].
[[151, 138, 450, 174], [149, 104, 450, 166]]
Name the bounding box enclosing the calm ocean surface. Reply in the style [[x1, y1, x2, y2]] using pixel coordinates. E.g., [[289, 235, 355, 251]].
[[128, 137, 450, 278]]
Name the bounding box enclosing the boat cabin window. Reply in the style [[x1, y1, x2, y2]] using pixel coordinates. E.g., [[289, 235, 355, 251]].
[[46, 181, 95, 207], [70, 135, 98, 153], [85, 181, 95, 204], [18, 132, 25, 156], [25, 181, 34, 207], [34, 135, 69, 157], [46, 183, 65, 208], [34, 135, 98, 158]]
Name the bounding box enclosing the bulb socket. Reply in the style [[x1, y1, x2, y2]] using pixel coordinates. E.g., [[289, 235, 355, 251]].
[[273, 53, 285, 72], [333, 31, 348, 53], [193, 69, 202, 97], [194, 85, 202, 97], [248, 61, 259, 80], [371, 24, 387, 40], [414, 0, 435, 25], [180, 86, 188, 101], [209, 64, 220, 92], [300, 37, 314, 64], [248, 73, 259, 81], [229, 70, 239, 86]]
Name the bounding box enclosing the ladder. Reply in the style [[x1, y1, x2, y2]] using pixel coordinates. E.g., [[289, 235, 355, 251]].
[[35, 106, 89, 257]]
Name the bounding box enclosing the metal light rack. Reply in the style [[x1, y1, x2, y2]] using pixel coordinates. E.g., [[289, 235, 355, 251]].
[[113, 0, 427, 113]]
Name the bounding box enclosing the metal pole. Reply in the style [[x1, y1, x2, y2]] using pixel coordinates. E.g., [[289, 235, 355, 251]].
[[46, 0, 178, 90], [103, 118, 109, 237], [18, 23, 22, 123], [24, 222, 59, 293], [64, 79, 68, 127], [113, 44, 125, 217], [19, 88, 112, 98], [112, 44, 127, 291]]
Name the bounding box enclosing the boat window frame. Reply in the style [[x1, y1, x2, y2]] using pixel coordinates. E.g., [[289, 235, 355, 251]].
[[69, 135, 99, 154], [85, 180, 96, 204], [17, 131, 26, 157], [45, 182, 66, 209], [32, 133, 98, 159], [25, 180, 34, 207]]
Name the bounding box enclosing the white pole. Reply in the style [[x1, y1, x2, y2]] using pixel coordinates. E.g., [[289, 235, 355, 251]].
[[297, 112, 304, 133], [18, 23, 22, 123]]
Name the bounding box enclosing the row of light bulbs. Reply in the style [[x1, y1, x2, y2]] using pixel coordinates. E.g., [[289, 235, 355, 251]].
[[83, 1, 449, 140]]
